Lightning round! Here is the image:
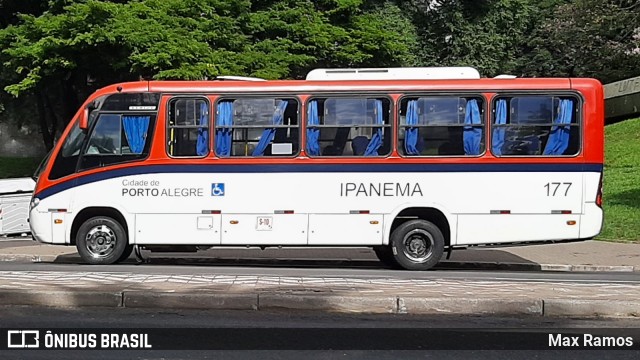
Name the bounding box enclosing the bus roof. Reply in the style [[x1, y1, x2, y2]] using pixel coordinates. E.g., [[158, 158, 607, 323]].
[[88, 77, 604, 101]]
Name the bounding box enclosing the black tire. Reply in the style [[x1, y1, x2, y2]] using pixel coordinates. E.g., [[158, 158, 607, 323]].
[[117, 244, 134, 263], [390, 219, 445, 271], [373, 246, 400, 269], [76, 216, 128, 265]]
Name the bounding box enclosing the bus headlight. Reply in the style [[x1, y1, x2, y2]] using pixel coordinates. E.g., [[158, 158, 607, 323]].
[[30, 197, 40, 211]]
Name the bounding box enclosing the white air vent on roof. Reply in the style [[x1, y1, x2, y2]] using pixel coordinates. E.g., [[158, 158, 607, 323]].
[[215, 76, 266, 82], [306, 67, 481, 81], [494, 74, 517, 79]]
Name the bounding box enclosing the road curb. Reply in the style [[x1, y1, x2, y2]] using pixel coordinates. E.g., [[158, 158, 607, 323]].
[[123, 291, 258, 310], [0, 254, 61, 263], [258, 293, 397, 313], [0, 253, 637, 272], [398, 297, 543, 316], [437, 261, 638, 272], [1, 289, 639, 318], [0, 289, 122, 308], [543, 299, 640, 318]]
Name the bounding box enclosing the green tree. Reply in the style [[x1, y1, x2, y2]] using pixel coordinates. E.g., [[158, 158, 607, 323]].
[[403, 0, 537, 76], [0, 0, 420, 150], [517, 0, 640, 83]]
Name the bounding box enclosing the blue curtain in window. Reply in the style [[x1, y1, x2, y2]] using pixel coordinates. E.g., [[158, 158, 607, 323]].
[[252, 101, 288, 156], [463, 99, 482, 155], [122, 116, 150, 154], [306, 100, 321, 156], [404, 100, 419, 155], [492, 99, 507, 155], [543, 99, 573, 155], [196, 102, 209, 156], [364, 100, 384, 156], [215, 101, 233, 156]]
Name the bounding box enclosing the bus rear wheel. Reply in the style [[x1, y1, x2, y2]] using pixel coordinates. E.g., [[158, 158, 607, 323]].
[[76, 216, 129, 265], [390, 219, 444, 271]]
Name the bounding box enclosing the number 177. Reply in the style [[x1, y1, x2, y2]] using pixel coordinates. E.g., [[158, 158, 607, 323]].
[[544, 182, 572, 196]]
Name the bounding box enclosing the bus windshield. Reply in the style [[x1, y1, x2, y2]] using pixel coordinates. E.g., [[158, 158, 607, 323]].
[[32, 150, 52, 181]]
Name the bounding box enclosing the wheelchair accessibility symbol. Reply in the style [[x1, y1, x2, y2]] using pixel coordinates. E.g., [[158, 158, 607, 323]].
[[211, 183, 225, 196]]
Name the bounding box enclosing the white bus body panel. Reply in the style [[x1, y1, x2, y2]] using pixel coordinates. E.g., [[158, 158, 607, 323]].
[[308, 214, 383, 245], [580, 172, 604, 238], [136, 213, 221, 245], [29, 168, 599, 246], [457, 215, 580, 244], [221, 214, 308, 245]]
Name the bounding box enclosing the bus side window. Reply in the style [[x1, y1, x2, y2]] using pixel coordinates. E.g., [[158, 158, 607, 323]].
[[492, 96, 579, 157], [167, 98, 210, 157], [306, 97, 391, 157], [214, 98, 299, 157], [398, 96, 484, 157]]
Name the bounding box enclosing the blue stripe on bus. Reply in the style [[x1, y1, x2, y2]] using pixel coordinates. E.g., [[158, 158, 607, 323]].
[[36, 163, 603, 200]]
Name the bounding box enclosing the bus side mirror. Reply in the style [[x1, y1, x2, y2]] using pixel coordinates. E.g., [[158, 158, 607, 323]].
[[79, 107, 89, 131]]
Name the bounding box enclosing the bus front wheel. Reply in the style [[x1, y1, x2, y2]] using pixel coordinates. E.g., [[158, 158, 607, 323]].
[[76, 216, 129, 265], [390, 219, 444, 271]]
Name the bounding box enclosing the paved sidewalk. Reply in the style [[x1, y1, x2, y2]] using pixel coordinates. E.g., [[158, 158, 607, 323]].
[[1, 237, 639, 272]]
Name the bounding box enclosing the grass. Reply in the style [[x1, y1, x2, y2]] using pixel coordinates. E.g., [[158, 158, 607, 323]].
[[598, 117, 640, 243], [0, 119, 638, 242], [0, 157, 41, 179]]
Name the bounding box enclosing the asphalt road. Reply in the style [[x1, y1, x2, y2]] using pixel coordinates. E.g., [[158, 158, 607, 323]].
[[1, 307, 639, 360]]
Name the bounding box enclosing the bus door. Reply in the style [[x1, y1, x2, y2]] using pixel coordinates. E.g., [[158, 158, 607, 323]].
[[134, 96, 221, 245]]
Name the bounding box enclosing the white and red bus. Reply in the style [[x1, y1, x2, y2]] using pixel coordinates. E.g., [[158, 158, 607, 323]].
[[29, 67, 604, 270]]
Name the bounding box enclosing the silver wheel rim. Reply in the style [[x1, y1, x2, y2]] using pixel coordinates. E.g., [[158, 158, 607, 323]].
[[85, 225, 117, 259], [402, 229, 434, 263]]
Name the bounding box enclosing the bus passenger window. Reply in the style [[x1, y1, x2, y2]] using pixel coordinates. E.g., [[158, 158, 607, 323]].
[[214, 98, 299, 157], [167, 98, 210, 157], [398, 96, 484, 157], [492, 96, 579, 157], [306, 97, 391, 157]]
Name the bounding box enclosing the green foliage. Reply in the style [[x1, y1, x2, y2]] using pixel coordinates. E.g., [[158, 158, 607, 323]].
[[0, 0, 421, 149], [517, 0, 640, 83], [406, 0, 537, 75], [0, 0, 421, 97], [599, 118, 640, 242]]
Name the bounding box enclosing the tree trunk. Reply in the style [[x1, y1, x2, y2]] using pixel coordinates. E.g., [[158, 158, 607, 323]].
[[35, 89, 54, 151], [61, 72, 80, 126], [42, 91, 59, 143]]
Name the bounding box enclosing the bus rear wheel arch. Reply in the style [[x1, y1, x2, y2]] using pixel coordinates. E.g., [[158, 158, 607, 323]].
[[390, 219, 445, 271]]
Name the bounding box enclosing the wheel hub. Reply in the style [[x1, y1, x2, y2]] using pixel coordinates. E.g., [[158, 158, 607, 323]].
[[85, 225, 116, 259], [402, 229, 435, 263]]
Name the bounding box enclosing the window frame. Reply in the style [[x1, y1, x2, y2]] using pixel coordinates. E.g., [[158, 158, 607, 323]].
[[304, 94, 394, 158], [165, 95, 212, 159], [213, 95, 302, 158], [77, 110, 157, 172], [490, 92, 583, 158], [396, 93, 487, 158]]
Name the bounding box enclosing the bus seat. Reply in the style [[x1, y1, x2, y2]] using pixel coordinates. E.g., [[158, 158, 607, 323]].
[[332, 127, 351, 154], [351, 136, 369, 155], [322, 145, 342, 156]]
